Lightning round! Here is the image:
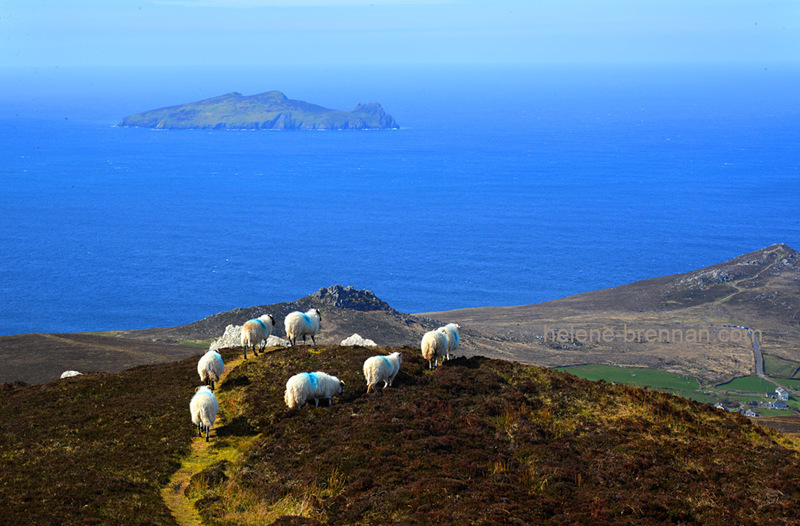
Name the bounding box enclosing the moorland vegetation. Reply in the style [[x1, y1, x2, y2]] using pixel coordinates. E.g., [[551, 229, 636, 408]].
[[4, 343, 800, 525]]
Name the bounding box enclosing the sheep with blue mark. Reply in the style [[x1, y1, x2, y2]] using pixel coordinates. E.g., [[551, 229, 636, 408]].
[[190, 386, 219, 442], [437, 323, 461, 361], [284, 308, 322, 347], [421, 330, 448, 370], [240, 314, 276, 358], [197, 349, 224, 390], [363, 351, 402, 393], [284, 371, 344, 410]]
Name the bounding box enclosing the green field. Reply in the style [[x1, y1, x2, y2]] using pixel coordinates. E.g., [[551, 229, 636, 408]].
[[716, 376, 777, 393], [763, 354, 800, 377], [556, 365, 799, 413], [778, 378, 800, 390], [752, 407, 793, 417], [556, 364, 701, 391], [556, 364, 717, 403]]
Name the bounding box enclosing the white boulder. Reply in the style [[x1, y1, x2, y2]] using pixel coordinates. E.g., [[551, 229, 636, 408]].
[[341, 333, 377, 347]]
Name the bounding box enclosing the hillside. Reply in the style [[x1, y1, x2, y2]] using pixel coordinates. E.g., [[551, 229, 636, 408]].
[[0, 332, 206, 385], [3, 245, 798, 387], [420, 244, 800, 384], [0, 286, 437, 385], [3, 344, 800, 524], [118, 91, 400, 130]]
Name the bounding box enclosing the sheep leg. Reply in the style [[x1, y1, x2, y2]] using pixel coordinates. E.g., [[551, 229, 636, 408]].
[[328, 397, 332, 406], [311, 335, 317, 347], [205, 427, 210, 442]]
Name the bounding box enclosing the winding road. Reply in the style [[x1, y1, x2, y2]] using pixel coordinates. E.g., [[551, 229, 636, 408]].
[[750, 331, 799, 397]]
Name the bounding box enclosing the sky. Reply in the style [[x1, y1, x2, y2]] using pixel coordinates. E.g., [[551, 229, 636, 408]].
[[1, 0, 798, 69]]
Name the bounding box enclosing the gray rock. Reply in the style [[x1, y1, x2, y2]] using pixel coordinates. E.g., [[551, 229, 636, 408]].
[[209, 324, 289, 352], [341, 333, 377, 347], [312, 285, 394, 312]]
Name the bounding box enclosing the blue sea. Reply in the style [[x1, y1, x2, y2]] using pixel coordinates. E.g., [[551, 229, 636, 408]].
[[1, 64, 798, 336]]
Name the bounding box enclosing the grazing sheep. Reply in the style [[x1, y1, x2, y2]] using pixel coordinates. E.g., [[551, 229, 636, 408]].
[[363, 352, 402, 393], [421, 330, 448, 370], [284, 308, 322, 347], [284, 371, 344, 410], [197, 349, 224, 390], [240, 314, 276, 358], [190, 386, 219, 442], [437, 323, 461, 361]]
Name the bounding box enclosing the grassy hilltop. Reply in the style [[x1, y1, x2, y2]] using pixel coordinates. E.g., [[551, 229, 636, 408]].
[[4, 344, 800, 525]]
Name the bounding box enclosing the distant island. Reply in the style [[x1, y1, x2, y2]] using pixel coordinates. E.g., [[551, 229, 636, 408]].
[[118, 90, 400, 130]]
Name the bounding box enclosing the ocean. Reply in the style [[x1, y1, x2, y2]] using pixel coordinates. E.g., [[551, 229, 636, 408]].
[[1, 64, 798, 336]]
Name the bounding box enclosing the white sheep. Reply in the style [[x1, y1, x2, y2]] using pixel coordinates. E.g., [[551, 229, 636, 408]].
[[363, 352, 402, 393], [197, 349, 224, 390], [284, 308, 322, 347], [421, 330, 448, 370], [240, 314, 276, 358], [437, 323, 461, 361], [284, 371, 344, 410], [190, 386, 219, 442]]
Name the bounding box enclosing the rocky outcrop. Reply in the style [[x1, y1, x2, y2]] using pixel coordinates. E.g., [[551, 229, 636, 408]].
[[209, 324, 289, 352], [311, 285, 394, 312]]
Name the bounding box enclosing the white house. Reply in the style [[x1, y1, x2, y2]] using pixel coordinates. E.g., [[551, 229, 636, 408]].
[[776, 387, 789, 401]]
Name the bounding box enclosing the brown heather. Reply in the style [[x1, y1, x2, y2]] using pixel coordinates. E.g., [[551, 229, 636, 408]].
[[3, 344, 800, 525]]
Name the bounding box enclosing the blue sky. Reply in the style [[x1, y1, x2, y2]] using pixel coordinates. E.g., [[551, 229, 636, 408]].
[[2, 0, 798, 68]]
